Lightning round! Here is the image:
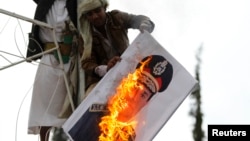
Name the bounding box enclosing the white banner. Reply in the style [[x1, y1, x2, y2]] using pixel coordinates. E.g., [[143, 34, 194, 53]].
[[62, 31, 198, 141]]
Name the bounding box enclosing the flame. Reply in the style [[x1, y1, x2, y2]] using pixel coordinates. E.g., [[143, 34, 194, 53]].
[[99, 56, 152, 141]]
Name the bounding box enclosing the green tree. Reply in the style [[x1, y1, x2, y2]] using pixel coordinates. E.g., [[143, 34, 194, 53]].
[[189, 44, 204, 141]]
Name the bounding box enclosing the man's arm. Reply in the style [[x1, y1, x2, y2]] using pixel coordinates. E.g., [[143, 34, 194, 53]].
[[111, 10, 155, 33]]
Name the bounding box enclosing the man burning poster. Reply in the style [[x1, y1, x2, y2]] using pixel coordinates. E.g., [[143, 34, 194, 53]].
[[62, 32, 198, 141]]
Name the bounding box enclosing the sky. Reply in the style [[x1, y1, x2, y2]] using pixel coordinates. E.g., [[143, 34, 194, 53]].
[[1, 0, 250, 141]]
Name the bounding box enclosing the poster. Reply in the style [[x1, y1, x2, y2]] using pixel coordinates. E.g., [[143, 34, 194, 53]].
[[62, 31, 198, 141]]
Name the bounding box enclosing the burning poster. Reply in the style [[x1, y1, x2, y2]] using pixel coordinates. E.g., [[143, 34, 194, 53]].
[[62, 31, 198, 141]]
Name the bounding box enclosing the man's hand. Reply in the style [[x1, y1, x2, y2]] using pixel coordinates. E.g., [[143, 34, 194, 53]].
[[94, 56, 121, 77], [107, 56, 121, 71], [139, 21, 153, 33], [95, 65, 108, 77]]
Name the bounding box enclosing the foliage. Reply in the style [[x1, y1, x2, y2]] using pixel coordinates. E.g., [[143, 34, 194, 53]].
[[189, 44, 204, 141]]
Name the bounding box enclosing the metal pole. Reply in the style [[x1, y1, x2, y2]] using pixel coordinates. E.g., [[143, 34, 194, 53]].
[[52, 29, 75, 111], [0, 8, 53, 29], [0, 47, 58, 71]]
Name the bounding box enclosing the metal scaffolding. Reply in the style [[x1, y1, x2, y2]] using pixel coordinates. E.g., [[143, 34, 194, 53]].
[[0, 8, 75, 111]]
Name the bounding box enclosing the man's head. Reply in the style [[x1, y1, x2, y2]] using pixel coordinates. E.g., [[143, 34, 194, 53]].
[[78, 0, 109, 60], [78, 0, 109, 14], [78, 0, 109, 27], [85, 6, 107, 27]]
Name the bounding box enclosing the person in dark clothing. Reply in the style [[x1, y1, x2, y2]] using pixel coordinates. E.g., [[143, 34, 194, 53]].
[[77, 0, 155, 101]]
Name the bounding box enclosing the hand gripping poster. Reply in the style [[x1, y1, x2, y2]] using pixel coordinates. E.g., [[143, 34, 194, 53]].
[[62, 31, 198, 141]]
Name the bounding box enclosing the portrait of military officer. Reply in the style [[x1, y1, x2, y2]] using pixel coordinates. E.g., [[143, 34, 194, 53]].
[[68, 55, 173, 141], [115, 55, 173, 122]]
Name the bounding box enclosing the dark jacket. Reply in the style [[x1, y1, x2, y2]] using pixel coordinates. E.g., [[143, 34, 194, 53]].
[[82, 10, 154, 89], [26, 0, 77, 60]]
